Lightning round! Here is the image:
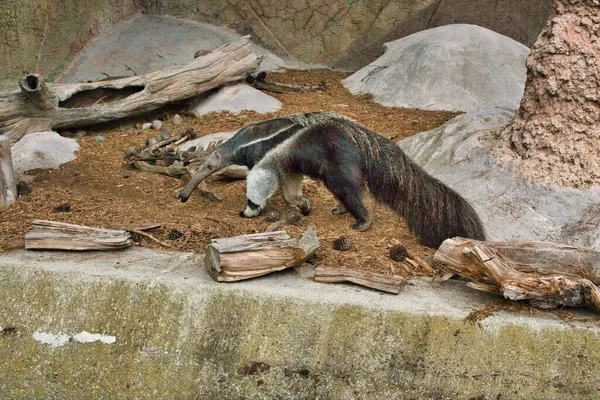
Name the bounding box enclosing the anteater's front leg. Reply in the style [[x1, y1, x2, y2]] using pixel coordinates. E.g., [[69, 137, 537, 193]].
[[280, 173, 311, 215], [240, 166, 278, 218]]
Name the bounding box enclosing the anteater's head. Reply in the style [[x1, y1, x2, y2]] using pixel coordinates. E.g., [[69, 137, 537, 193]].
[[178, 149, 231, 203]]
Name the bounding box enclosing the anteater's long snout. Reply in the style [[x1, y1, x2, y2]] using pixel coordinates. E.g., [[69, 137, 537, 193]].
[[178, 154, 225, 202]]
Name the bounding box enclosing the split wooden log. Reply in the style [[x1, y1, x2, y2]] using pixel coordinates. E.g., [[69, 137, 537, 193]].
[[205, 228, 319, 282], [0, 37, 260, 144], [0, 135, 17, 212], [314, 267, 405, 294], [434, 237, 600, 312], [25, 220, 132, 250]]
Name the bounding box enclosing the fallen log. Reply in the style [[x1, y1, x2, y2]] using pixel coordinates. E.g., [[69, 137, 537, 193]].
[[1, 37, 260, 144], [314, 267, 405, 294], [0, 135, 17, 212], [433, 237, 600, 312], [25, 220, 132, 250], [205, 228, 319, 282]]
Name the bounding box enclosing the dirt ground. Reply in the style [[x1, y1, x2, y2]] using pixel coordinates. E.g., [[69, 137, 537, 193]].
[[0, 69, 459, 277]]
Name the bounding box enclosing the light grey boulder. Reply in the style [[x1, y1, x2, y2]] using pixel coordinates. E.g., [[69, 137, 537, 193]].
[[399, 106, 600, 250], [11, 132, 79, 176], [343, 24, 529, 112], [188, 83, 281, 117]]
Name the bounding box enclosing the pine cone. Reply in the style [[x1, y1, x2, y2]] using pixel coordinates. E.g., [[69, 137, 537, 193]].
[[166, 229, 183, 241], [16, 181, 31, 196], [389, 244, 408, 262], [285, 212, 303, 226], [332, 236, 351, 252], [265, 211, 280, 223], [163, 148, 176, 166]]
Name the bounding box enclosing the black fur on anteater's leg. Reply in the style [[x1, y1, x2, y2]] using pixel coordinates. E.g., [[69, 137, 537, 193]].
[[323, 171, 372, 232]]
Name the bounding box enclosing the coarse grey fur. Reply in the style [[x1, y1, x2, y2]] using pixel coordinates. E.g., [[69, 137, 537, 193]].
[[179, 111, 486, 247]]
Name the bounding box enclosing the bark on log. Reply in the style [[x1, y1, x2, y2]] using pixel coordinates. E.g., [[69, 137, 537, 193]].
[[434, 237, 600, 312], [205, 228, 319, 282], [493, 0, 600, 187], [25, 220, 132, 250], [314, 267, 405, 294], [0, 37, 260, 144], [0, 135, 17, 212]]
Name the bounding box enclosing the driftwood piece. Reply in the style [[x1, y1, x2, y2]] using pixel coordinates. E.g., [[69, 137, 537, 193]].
[[25, 220, 132, 250], [205, 228, 319, 282], [1, 37, 260, 144], [314, 267, 405, 294], [434, 237, 600, 312], [0, 135, 17, 211]]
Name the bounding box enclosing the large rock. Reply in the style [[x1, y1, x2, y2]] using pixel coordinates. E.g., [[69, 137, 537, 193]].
[[60, 15, 288, 84], [343, 24, 529, 112], [11, 132, 79, 176], [187, 83, 281, 117], [399, 106, 600, 250]]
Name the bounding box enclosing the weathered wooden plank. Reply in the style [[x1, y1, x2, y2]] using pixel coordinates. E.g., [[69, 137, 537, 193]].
[[0, 135, 16, 212], [314, 266, 405, 294]]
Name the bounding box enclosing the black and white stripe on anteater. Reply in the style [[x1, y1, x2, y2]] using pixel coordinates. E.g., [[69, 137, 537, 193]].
[[179, 111, 485, 248]]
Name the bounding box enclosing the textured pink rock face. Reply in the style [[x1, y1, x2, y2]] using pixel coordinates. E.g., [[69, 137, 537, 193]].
[[495, 0, 600, 188]]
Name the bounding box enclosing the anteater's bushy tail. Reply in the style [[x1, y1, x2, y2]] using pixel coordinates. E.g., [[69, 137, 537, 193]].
[[361, 131, 486, 248]]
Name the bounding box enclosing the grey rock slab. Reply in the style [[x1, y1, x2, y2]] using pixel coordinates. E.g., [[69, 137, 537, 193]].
[[343, 24, 529, 112], [60, 15, 288, 84], [11, 132, 79, 176], [399, 106, 600, 250], [187, 83, 282, 117]]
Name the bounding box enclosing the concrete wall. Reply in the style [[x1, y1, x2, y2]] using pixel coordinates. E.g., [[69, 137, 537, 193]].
[[0, 0, 552, 83], [1, 248, 600, 399], [0, 0, 139, 88]]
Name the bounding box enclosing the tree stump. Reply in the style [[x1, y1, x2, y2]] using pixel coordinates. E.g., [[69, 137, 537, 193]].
[[494, 0, 600, 187], [25, 220, 132, 251], [0, 135, 17, 212], [434, 237, 600, 312], [0, 37, 260, 144], [205, 228, 319, 282]]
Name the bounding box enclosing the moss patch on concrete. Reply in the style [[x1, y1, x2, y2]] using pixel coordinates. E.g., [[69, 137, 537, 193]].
[[1, 265, 600, 399]]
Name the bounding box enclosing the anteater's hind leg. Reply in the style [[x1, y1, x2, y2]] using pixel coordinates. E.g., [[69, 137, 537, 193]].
[[324, 173, 372, 231], [241, 166, 278, 218], [280, 172, 311, 215]]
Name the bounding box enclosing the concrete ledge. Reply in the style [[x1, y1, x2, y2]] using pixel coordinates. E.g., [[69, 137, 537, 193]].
[[1, 248, 599, 399]]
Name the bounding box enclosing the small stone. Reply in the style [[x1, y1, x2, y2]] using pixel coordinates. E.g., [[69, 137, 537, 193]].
[[74, 130, 87, 138], [151, 120, 163, 130], [332, 236, 351, 252], [124, 147, 138, 159], [160, 128, 171, 140], [145, 137, 158, 147], [16, 181, 31, 196], [92, 135, 106, 142], [141, 122, 152, 130], [53, 203, 71, 213], [172, 114, 183, 125], [389, 244, 409, 262]]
